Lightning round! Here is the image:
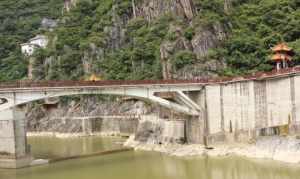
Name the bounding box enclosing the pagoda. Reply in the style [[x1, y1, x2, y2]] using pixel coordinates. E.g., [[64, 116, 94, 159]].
[[271, 43, 294, 70], [88, 74, 101, 81]]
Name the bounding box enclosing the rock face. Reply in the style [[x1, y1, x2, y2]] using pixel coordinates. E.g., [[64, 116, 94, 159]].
[[135, 0, 196, 21], [160, 26, 193, 79], [64, 0, 77, 12], [81, 43, 104, 76], [81, 3, 130, 76], [26, 98, 153, 135], [105, 4, 130, 51], [57, 0, 226, 80], [160, 23, 227, 79], [174, 59, 226, 79], [192, 23, 227, 58], [41, 18, 57, 31]]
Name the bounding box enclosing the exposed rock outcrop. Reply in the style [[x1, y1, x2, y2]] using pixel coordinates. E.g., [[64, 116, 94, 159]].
[[26, 98, 153, 134], [174, 59, 226, 79], [63, 0, 77, 12], [160, 26, 193, 79], [192, 23, 227, 58], [81, 3, 130, 76], [160, 22, 227, 79], [135, 0, 196, 21], [81, 43, 104, 76], [41, 18, 57, 31], [105, 4, 130, 50]]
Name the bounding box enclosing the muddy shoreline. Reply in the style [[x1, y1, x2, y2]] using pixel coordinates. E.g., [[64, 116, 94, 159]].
[[125, 135, 300, 164], [27, 132, 300, 165]]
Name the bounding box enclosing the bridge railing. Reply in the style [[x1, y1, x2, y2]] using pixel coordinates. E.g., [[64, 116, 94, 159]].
[[0, 79, 206, 89], [0, 67, 300, 89]]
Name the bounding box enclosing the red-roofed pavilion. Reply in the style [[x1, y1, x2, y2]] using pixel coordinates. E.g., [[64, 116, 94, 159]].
[[271, 43, 294, 70]]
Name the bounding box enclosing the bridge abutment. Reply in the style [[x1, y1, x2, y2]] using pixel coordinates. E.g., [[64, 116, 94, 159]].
[[0, 107, 31, 168]]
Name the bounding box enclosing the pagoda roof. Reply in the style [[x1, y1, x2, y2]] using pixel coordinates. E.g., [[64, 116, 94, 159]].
[[271, 43, 292, 52], [88, 74, 102, 81], [271, 53, 292, 61]]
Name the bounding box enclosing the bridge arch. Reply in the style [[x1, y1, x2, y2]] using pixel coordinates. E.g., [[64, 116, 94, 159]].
[[0, 83, 203, 116]]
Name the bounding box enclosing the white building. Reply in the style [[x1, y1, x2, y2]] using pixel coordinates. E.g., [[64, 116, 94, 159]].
[[21, 35, 49, 56]]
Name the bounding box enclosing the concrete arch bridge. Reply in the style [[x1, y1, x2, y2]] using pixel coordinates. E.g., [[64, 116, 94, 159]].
[[1, 67, 300, 168], [0, 80, 206, 115], [0, 79, 207, 168]]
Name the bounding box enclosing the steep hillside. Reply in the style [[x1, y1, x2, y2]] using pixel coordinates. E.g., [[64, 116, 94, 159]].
[[0, 0, 299, 81], [0, 0, 63, 81]]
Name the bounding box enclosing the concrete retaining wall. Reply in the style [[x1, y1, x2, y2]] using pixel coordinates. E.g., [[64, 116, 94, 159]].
[[163, 120, 185, 143], [91, 118, 138, 135], [186, 117, 204, 144], [134, 115, 186, 144], [205, 75, 300, 143]]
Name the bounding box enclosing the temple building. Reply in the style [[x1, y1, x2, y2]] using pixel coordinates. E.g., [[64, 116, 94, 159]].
[[21, 35, 48, 56], [271, 43, 294, 70]]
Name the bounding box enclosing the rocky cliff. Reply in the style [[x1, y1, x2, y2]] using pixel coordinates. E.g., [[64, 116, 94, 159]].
[[29, 0, 229, 81], [134, 0, 196, 21], [133, 0, 227, 79], [26, 97, 153, 134]]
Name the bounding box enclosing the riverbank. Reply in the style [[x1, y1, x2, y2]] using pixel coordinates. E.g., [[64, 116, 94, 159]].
[[125, 135, 300, 164], [4, 136, 300, 179], [27, 132, 300, 164]]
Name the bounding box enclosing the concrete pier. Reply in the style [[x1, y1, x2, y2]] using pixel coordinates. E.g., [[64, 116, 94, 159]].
[[0, 107, 31, 168]]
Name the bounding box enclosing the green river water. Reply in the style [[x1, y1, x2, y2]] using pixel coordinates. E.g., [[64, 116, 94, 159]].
[[0, 136, 300, 179]]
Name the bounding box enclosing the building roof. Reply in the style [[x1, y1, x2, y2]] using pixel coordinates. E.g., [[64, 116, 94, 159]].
[[29, 35, 47, 42], [20, 43, 39, 47], [271, 53, 292, 61], [271, 43, 292, 52], [88, 74, 102, 81]]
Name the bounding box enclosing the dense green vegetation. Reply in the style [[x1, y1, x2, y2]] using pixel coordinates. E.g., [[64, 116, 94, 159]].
[[219, 0, 300, 75], [46, 0, 168, 80], [0, 0, 63, 81], [0, 0, 299, 81]]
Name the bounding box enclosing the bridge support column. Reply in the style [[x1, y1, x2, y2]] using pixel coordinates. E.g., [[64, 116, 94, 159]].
[[0, 107, 31, 168]]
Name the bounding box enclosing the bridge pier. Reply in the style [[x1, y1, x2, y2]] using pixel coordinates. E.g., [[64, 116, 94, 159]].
[[0, 107, 31, 168]]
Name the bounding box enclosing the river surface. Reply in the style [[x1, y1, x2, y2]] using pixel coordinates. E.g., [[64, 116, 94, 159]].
[[28, 136, 126, 159], [0, 136, 300, 179]]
